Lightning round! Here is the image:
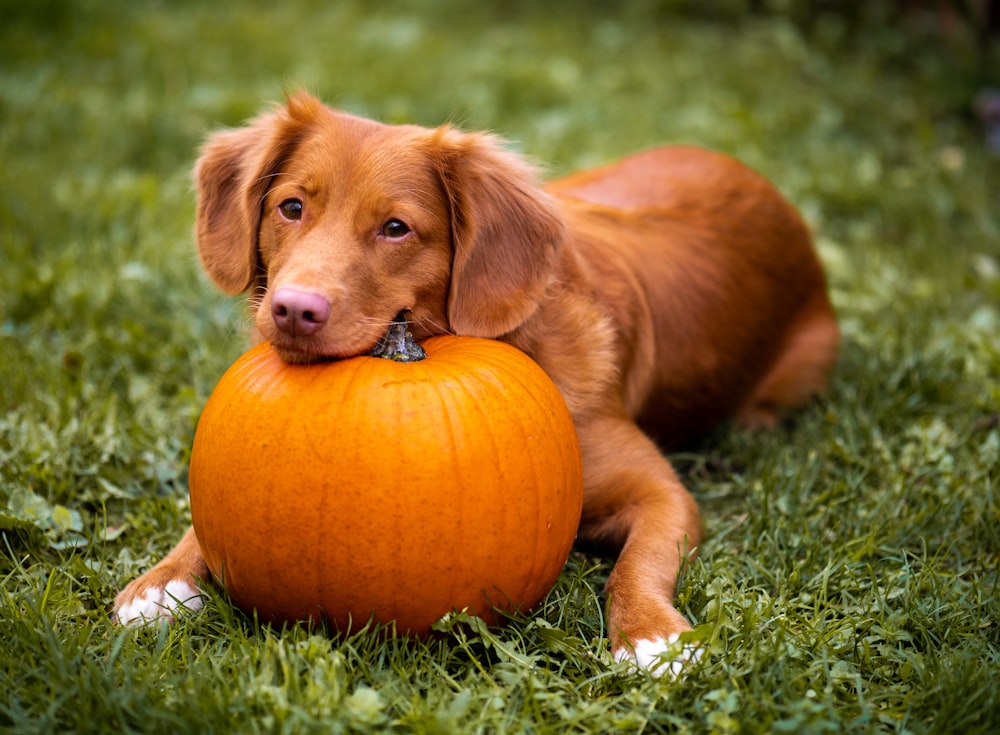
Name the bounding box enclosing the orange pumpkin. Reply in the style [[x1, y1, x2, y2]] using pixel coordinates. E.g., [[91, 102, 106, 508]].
[[188, 335, 583, 635]]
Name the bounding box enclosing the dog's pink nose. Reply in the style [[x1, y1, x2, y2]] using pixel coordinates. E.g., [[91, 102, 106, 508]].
[[270, 288, 331, 337]]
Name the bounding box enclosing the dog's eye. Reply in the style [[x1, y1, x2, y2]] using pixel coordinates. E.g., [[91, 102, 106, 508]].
[[380, 219, 410, 239], [278, 199, 303, 221]]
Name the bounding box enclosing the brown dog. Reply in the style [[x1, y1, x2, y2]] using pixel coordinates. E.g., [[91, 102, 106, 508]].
[[114, 92, 838, 676]]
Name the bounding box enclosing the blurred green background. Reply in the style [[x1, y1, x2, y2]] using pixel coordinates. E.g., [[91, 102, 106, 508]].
[[2, 1, 998, 733]]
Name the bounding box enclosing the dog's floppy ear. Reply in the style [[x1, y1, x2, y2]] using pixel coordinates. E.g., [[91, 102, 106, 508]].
[[431, 128, 565, 337], [194, 92, 324, 294]]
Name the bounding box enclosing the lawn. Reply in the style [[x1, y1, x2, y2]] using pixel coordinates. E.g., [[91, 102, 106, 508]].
[[2, 0, 998, 732]]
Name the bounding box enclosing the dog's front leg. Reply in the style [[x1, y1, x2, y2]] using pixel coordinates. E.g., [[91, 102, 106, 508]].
[[113, 526, 210, 625], [575, 415, 703, 677]]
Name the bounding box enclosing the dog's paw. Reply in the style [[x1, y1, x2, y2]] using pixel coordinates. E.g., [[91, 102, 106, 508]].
[[113, 579, 204, 626], [614, 634, 703, 678]]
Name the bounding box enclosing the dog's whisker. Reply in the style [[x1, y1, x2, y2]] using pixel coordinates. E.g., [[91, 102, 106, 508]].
[[358, 315, 396, 328], [227, 292, 264, 336], [412, 314, 455, 337], [246, 288, 266, 308]]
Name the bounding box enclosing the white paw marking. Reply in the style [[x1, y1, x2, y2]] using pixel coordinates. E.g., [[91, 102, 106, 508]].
[[114, 580, 204, 626], [614, 634, 703, 678]]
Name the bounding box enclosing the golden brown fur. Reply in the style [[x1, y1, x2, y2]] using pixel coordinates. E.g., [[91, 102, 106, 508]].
[[115, 92, 838, 672]]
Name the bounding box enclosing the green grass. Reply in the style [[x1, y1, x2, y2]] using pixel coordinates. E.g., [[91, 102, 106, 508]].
[[2, 0, 999, 732]]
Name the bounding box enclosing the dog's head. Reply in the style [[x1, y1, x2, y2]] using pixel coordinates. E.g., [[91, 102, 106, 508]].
[[194, 91, 565, 362]]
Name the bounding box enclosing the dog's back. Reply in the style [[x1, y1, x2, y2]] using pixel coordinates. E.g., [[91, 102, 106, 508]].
[[546, 146, 838, 446]]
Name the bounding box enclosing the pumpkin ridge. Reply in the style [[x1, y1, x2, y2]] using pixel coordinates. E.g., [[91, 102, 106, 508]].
[[261, 349, 302, 620], [465, 347, 544, 617], [485, 343, 583, 603], [312, 359, 356, 626], [326, 355, 382, 627], [390, 360, 450, 624], [489, 347, 555, 608], [194, 344, 277, 593], [435, 348, 522, 623], [427, 371, 466, 612]]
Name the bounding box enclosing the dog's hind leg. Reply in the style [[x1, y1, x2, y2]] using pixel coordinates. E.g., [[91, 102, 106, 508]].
[[736, 296, 840, 430]]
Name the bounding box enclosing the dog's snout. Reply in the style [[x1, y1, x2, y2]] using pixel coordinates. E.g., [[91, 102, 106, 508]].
[[270, 287, 331, 337]]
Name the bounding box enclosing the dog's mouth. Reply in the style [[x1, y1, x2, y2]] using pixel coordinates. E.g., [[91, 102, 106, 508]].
[[268, 310, 415, 365], [269, 335, 378, 365], [269, 342, 337, 365]]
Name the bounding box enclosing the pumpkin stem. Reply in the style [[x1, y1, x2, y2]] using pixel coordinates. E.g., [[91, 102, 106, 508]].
[[370, 311, 427, 362]]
